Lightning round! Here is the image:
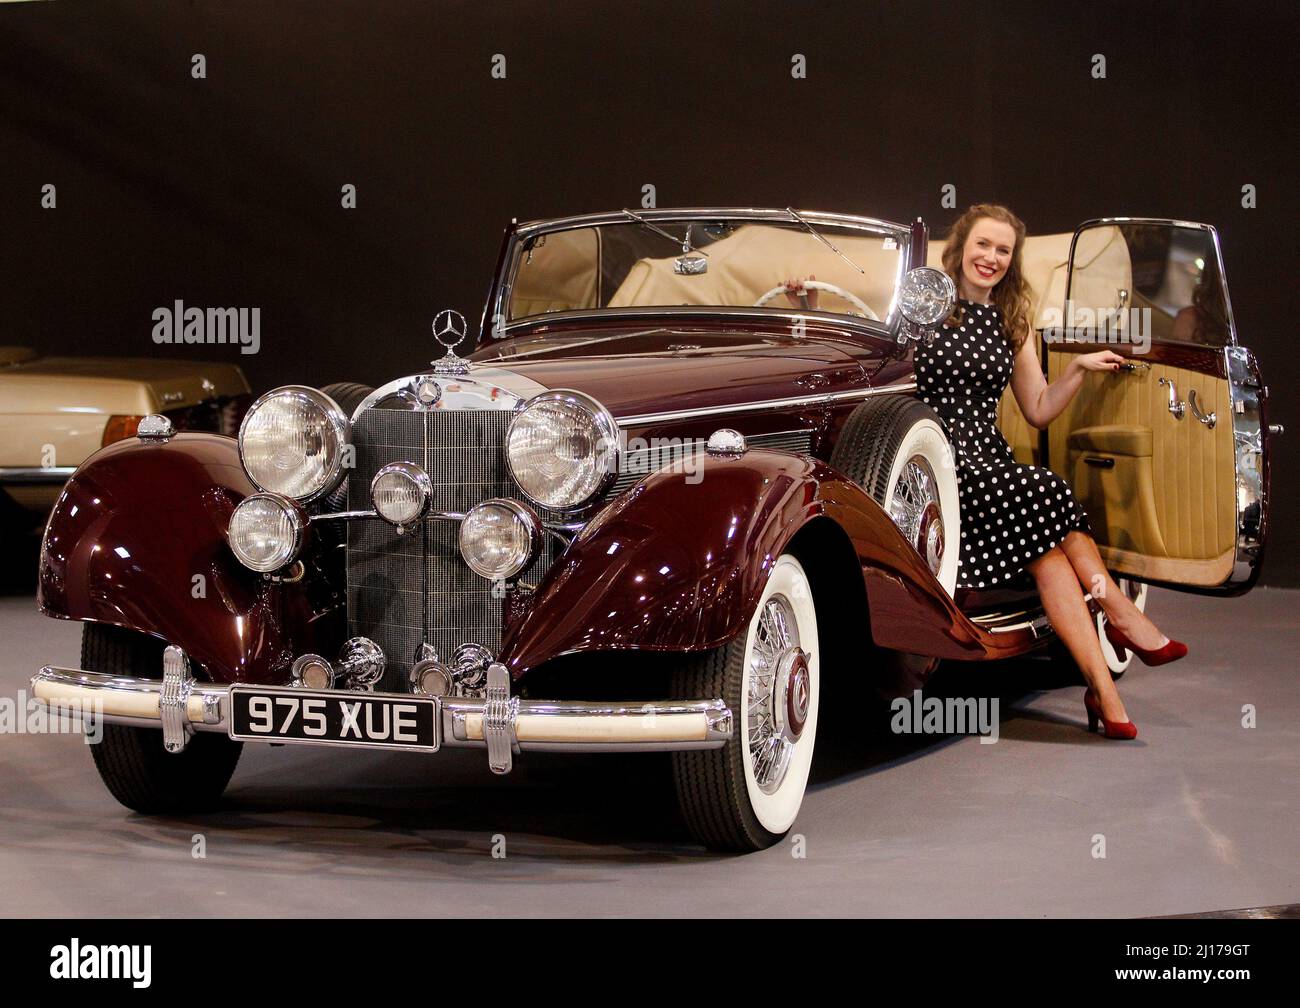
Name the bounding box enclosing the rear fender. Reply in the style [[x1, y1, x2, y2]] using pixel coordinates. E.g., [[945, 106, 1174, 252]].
[[499, 449, 1012, 678], [38, 433, 342, 684]]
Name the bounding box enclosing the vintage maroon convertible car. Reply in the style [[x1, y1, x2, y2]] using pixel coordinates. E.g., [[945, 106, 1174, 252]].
[[32, 209, 1275, 851]]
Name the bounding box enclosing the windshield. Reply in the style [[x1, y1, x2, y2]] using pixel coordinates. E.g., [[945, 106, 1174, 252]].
[[501, 216, 906, 328]]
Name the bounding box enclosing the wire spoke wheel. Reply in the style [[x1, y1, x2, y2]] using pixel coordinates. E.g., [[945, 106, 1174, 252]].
[[671, 554, 820, 851]]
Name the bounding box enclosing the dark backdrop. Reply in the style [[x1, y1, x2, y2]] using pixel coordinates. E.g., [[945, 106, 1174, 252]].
[[2, 0, 1296, 585]]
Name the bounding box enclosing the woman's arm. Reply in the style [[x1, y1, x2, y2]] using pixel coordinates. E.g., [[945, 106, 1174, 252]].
[[1009, 336, 1126, 430]]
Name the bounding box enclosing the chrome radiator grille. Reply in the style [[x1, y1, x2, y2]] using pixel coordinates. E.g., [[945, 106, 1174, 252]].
[[346, 407, 559, 693], [345, 409, 812, 693]]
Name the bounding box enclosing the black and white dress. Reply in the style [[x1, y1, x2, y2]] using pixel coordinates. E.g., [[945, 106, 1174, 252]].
[[914, 298, 1089, 590]]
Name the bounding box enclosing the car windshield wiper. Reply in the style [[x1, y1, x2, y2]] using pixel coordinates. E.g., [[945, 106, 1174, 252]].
[[786, 207, 864, 274], [621, 209, 708, 258]]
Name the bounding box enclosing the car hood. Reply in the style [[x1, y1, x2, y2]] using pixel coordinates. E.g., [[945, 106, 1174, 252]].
[[0, 353, 251, 415], [468, 323, 894, 419]]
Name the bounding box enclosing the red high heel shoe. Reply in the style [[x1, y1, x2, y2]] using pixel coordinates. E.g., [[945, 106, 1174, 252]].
[[1084, 688, 1138, 740], [1104, 621, 1188, 667]]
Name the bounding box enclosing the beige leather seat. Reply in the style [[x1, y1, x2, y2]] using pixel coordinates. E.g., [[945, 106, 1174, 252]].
[[608, 223, 900, 318]]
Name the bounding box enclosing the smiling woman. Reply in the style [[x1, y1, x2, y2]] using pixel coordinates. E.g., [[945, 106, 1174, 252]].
[[918, 203, 1188, 741]]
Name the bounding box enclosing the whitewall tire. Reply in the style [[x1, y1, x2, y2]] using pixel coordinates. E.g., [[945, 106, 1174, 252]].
[[1097, 577, 1149, 678], [671, 554, 820, 851], [830, 396, 961, 597]]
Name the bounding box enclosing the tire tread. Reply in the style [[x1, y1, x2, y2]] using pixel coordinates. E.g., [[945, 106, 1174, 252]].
[[82, 624, 242, 813]]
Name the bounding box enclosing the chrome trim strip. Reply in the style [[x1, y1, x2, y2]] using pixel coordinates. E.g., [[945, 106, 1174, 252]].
[[986, 613, 1053, 637], [313, 508, 465, 525], [497, 305, 896, 342], [514, 207, 908, 239], [30, 666, 734, 757], [1225, 344, 1266, 587], [616, 382, 917, 426], [0, 466, 76, 484], [351, 369, 541, 419], [313, 509, 380, 522]]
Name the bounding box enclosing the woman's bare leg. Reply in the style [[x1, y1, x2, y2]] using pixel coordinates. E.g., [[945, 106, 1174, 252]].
[[1027, 545, 1130, 723], [1057, 530, 1167, 651]]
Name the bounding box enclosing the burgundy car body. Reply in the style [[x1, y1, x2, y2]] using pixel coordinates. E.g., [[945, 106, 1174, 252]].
[[37, 208, 1269, 685]]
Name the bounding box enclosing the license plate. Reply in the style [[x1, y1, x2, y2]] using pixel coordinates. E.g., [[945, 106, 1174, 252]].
[[228, 686, 439, 752]]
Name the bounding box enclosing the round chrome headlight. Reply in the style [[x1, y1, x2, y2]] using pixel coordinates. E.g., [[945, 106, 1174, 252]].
[[238, 386, 350, 503], [458, 498, 542, 581], [228, 493, 307, 572], [898, 266, 956, 326], [371, 461, 432, 526], [505, 390, 619, 511]]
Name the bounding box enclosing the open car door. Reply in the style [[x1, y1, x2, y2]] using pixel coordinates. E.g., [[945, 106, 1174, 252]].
[[1042, 218, 1275, 595]]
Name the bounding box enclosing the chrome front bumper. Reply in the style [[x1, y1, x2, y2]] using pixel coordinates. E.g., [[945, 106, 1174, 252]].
[[30, 664, 733, 775]]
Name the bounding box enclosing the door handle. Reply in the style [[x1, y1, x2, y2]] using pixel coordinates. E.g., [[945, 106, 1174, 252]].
[[1158, 377, 1185, 420], [1188, 388, 1216, 429]]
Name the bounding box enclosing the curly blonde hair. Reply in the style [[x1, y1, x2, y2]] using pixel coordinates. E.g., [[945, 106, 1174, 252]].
[[941, 203, 1033, 352]]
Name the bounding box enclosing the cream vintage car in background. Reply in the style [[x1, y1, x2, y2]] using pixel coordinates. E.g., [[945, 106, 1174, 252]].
[[0, 347, 250, 544]]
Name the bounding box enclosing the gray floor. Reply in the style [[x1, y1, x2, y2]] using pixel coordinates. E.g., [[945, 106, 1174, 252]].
[[0, 585, 1296, 918]]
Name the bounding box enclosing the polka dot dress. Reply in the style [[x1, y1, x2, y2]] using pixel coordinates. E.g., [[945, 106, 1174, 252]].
[[914, 298, 1089, 590]]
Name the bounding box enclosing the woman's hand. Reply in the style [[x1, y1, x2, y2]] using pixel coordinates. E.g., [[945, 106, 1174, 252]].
[[1071, 350, 1128, 374], [782, 274, 819, 309]]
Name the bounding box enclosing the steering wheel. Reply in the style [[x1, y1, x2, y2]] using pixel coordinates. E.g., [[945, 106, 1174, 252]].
[[754, 279, 880, 321]]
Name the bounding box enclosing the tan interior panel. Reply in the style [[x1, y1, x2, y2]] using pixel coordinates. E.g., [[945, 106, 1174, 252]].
[[609, 224, 902, 319], [1046, 353, 1234, 585], [1066, 424, 1165, 557], [510, 227, 601, 318]]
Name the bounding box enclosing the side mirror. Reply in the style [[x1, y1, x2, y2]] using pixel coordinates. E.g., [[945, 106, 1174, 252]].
[[896, 266, 955, 345]]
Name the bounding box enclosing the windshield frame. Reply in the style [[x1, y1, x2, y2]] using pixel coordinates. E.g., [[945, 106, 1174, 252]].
[[483, 208, 913, 345]]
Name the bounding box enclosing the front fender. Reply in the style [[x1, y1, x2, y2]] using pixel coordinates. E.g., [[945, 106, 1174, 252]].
[[37, 433, 341, 684], [499, 449, 1004, 678]]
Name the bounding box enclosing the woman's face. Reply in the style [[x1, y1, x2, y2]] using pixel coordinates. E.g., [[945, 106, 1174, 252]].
[[959, 217, 1017, 300]]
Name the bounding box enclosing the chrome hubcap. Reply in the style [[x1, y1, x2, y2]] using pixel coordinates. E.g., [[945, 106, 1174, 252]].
[[889, 455, 944, 576], [772, 647, 811, 744], [748, 594, 808, 794]]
